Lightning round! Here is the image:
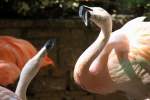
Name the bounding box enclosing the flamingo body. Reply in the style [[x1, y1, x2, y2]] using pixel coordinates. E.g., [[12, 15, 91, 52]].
[[0, 61, 20, 86], [0, 86, 21, 100], [0, 36, 53, 86], [107, 17, 150, 99]]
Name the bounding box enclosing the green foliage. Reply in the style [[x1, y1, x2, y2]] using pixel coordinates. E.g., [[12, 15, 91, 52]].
[[0, 0, 149, 18], [117, 0, 150, 12], [1, 0, 79, 17]]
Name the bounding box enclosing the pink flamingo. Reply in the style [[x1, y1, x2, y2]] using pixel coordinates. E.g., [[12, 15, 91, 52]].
[[74, 5, 150, 100], [0, 39, 54, 100], [0, 36, 54, 86]]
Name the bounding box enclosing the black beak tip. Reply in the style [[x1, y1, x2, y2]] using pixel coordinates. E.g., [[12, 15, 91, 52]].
[[45, 39, 55, 50], [79, 6, 84, 18], [79, 5, 90, 17], [82, 5, 93, 11]]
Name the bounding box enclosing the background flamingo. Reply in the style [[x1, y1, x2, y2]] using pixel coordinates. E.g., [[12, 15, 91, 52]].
[[0, 36, 54, 86], [0, 39, 54, 100], [74, 5, 150, 100]]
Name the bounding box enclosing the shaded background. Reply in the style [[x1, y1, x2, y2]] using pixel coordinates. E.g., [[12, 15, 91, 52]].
[[0, 0, 150, 100]]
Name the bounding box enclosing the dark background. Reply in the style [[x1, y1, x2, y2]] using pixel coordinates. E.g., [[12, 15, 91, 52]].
[[0, 0, 149, 19]]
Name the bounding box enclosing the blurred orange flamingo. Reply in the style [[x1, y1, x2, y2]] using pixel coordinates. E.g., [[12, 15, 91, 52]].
[[74, 5, 150, 100], [0, 36, 54, 86], [0, 39, 54, 100]]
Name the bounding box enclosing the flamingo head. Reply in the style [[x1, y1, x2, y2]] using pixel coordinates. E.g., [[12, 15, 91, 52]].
[[79, 5, 112, 34], [40, 39, 55, 67]]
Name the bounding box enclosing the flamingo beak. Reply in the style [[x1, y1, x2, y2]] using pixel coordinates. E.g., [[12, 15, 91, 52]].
[[79, 5, 93, 26], [44, 39, 55, 50]]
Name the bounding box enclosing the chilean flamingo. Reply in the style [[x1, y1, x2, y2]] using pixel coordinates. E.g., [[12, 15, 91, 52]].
[[0, 36, 54, 86], [73, 5, 150, 100], [0, 39, 55, 100]]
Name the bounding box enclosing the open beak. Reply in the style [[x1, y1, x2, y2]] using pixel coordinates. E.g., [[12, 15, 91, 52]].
[[79, 5, 93, 26]]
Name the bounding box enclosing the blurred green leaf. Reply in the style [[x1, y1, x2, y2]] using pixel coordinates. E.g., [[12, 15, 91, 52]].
[[0, 0, 149, 18], [17, 1, 30, 15]]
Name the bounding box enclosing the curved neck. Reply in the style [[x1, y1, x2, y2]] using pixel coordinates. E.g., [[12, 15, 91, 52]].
[[15, 47, 47, 100], [74, 29, 111, 74]]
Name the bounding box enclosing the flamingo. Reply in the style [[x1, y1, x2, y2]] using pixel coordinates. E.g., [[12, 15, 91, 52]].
[[0, 39, 55, 100], [73, 5, 150, 100], [0, 36, 54, 86]]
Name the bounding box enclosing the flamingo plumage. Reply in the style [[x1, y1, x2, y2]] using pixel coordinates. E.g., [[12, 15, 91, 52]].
[[74, 5, 150, 100], [0, 39, 55, 100], [0, 36, 54, 86]]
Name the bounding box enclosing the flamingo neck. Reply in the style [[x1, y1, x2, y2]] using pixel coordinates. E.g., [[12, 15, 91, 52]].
[[74, 29, 110, 75], [15, 47, 47, 100], [88, 23, 113, 74]]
